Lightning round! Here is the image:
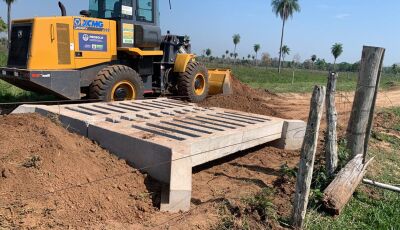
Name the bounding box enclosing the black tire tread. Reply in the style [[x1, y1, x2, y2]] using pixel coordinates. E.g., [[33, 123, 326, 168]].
[[89, 65, 144, 101], [177, 62, 209, 102]]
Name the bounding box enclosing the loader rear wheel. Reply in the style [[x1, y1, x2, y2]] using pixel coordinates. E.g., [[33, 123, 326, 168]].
[[89, 65, 144, 101], [178, 62, 209, 102]]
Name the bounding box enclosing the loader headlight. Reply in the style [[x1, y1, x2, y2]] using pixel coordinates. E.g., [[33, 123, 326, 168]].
[[1, 70, 5, 76], [13, 72, 19, 77]]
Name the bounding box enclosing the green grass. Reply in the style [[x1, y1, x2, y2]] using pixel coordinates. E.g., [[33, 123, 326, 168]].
[[214, 188, 276, 230], [0, 80, 55, 103], [305, 107, 400, 230], [207, 64, 400, 93], [0, 51, 6, 66]]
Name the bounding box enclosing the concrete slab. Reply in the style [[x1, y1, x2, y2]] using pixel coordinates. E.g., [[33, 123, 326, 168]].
[[14, 98, 306, 212]]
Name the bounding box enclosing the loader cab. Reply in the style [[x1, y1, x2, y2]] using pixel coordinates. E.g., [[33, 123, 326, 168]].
[[88, 0, 161, 49]]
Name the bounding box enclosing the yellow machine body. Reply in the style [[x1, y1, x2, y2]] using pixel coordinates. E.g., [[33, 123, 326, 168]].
[[1, 8, 232, 100], [208, 69, 233, 95], [15, 16, 116, 70]]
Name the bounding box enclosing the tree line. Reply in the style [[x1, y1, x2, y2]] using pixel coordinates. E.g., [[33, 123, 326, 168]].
[[200, 0, 353, 73]]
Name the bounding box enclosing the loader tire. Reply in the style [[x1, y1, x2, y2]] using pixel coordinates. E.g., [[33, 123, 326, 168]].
[[178, 62, 209, 102], [89, 65, 144, 101]]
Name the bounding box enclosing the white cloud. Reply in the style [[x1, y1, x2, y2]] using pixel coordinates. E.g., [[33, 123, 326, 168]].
[[335, 13, 351, 19]]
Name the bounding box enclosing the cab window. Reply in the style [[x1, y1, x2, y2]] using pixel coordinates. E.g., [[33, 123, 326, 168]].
[[137, 0, 153, 23], [89, 0, 121, 19]]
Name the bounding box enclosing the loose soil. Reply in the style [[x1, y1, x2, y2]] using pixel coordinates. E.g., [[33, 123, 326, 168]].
[[0, 77, 398, 229], [0, 114, 160, 229]]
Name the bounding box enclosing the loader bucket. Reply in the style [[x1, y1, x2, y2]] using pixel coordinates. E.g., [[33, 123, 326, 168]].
[[207, 69, 233, 96]]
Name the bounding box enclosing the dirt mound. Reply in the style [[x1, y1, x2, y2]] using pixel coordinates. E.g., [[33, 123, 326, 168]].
[[0, 113, 295, 229], [199, 76, 287, 118], [0, 114, 158, 229]]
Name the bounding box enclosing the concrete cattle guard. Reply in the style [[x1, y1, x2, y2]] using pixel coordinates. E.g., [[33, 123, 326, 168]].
[[14, 99, 306, 212]]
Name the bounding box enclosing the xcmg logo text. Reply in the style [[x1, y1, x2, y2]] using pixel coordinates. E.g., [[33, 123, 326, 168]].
[[74, 18, 104, 29]]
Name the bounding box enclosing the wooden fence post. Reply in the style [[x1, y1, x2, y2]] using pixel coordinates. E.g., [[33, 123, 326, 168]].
[[325, 72, 338, 176], [292, 85, 326, 229], [347, 46, 385, 157]]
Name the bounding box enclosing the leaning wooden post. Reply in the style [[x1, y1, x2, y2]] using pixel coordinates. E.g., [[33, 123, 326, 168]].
[[347, 46, 385, 157], [292, 85, 326, 229], [325, 72, 338, 176], [322, 154, 374, 215]]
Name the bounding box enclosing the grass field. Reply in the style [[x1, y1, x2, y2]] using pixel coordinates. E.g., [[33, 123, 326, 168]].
[[305, 107, 400, 230], [1, 56, 400, 102], [208, 64, 400, 93]]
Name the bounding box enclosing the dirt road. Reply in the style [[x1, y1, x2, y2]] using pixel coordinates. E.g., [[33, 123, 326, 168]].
[[264, 89, 400, 122]]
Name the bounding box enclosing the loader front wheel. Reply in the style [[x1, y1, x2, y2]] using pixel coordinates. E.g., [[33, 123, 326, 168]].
[[89, 65, 144, 101], [178, 62, 209, 102]]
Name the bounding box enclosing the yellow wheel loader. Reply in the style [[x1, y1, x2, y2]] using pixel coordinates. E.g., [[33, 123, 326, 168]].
[[0, 0, 232, 102]]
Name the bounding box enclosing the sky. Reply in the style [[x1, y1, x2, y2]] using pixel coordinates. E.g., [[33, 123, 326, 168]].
[[0, 0, 399, 65]]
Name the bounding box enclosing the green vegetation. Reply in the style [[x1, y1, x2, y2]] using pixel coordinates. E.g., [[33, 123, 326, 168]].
[[0, 51, 6, 66], [305, 107, 400, 230], [214, 188, 276, 230], [331, 43, 344, 65], [243, 188, 276, 222], [206, 64, 400, 93], [0, 80, 55, 103], [0, 17, 6, 33]]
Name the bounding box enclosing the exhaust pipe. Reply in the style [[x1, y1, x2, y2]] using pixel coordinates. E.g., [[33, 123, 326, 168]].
[[58, 1, 67, 16]]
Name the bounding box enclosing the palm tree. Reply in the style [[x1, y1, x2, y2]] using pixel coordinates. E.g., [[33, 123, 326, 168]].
[[4, 0, 16, 44], [205, 48, 211, 57], [331, 43, 343, 70], [311, 54, 317, 69], [232, 34, 241, 62], [225, 50, 229, 56], [205, 48, 212, 61], [271, 0, 300, 73], [281, 45, 290, 65], [254, 44, 261, 65], [311, 54, 317, 63], [247, 54, 251, 59]]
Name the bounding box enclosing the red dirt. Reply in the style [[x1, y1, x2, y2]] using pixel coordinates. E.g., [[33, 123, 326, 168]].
[[199, 77, 290, 119], [0, 114, 159, 229], [0, 78, 300, 229], [1, 78, 398, 229]]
